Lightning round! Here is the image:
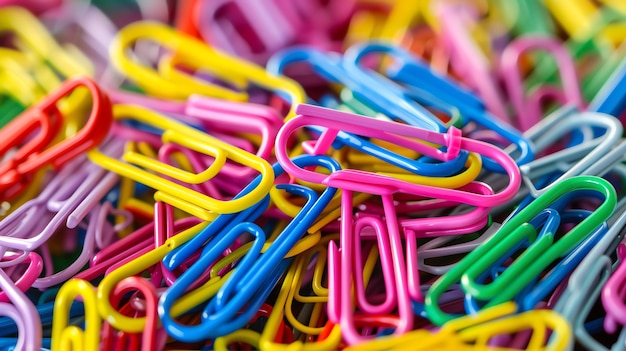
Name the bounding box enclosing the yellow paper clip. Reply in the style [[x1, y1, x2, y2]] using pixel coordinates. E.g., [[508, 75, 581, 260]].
[[97, 219, 211, 332], [543, 0, 600, 40], [88, 104, 274, 220], [52, 279, 101, 351], [0, 49, 47, 107], [258, 257, 343, 351], [454, 308, 572, 351], [0, 7, 92, 79], [110, 21, 305, 120]]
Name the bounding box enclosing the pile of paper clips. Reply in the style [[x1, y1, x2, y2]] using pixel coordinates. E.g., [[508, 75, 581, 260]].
[[2, 0, 626, 350]]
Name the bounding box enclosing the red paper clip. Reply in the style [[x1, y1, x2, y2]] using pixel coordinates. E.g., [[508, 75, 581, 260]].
[[0, 77, 112, 197]]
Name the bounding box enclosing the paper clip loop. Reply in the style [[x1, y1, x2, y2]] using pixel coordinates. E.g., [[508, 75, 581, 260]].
[[111, 21, 305, 119], [500, 36, 585, 131], [343, 42, 534, 171], [159, 156, 338, 341], [519, 107, 622, 197], [52, 279, 101, 351], [426, 175, 616, 325], [0, 77, 112, 198], [87, 104, 274, 220]]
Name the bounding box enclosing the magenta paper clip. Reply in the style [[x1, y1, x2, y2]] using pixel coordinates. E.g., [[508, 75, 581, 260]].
[[276, 104, 520, 345], [196, 0, 302, 64], [195, 0, 353, 63], [602, 244, 626, 333], [500, 36, 585, 131], [327, 210, 411, 345], [276, 104, 520, 207]]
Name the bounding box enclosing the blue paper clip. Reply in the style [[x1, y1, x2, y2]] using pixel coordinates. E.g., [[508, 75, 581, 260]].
[[267, 47, 447, 132], [588, 56, 626, 116], [159, 155, 339, 342], [342, 42, 535, 173], [267, 47, 469, 177], [465, 207, 607, 313]]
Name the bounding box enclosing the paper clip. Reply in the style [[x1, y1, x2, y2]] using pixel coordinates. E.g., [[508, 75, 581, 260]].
[[51, 279, 100, 351], [110, 21, 305, 119], [0, 267, 42, 351], [342, 42, 534, 172], [397, 304, 571, 350], [519, 107, 622, 197], [555, 199, 626, 350], [182, 94, 283, 179], [426, 175, 616, 325], [77, 215, 201, 283], [87, 104, 274, 220], [96, 159, 282, 333], [435, 1, 510, 122], [416, 222, 498, 276], [276, 104, 520, 206], [602, 236, 626, 333], [195, 0, 303, 64], [464, 207, 608, 314], [159, 156, 338, 341], [268, 47, 448, 132], [500, 36, 585, 131], [101, 277, 164, 351], [213, 304, 297, 351], [281, 235, 336, 336], [0, 77, 112, 200], [276, 104, 519, 343], [258, 253, 343, 351], [0, 142, 120, 261], [96, 219, 209, 333], [0, 6, 92, 79], [39, 1, 120, 83]]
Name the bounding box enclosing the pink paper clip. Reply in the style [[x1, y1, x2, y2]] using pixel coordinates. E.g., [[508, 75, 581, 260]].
[[0, 252, 43, 303], [435, 2, 510, 123], [602, 244, 626, 333], [276, 104, 520, 207], [327, 210, 411, 344], [275, 104, 521, 344], [195, 0, 352, 63], [196, 0, 302, 64], [101, 276, 166, 351], [500, 36, 585, 131]]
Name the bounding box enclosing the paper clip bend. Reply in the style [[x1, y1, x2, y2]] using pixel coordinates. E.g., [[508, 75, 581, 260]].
[[519, 107, 622, 197], [0, 77, 112, 197], [52, 279, 100, 351], [111, 21, 305, 119], [87, 104, 274, 219], [276, 104, 521, 208], [160, 156, 338, 341], [426, 175, 616, 325], [500, 35, 585, 132], [343, 42, 535, 173]]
